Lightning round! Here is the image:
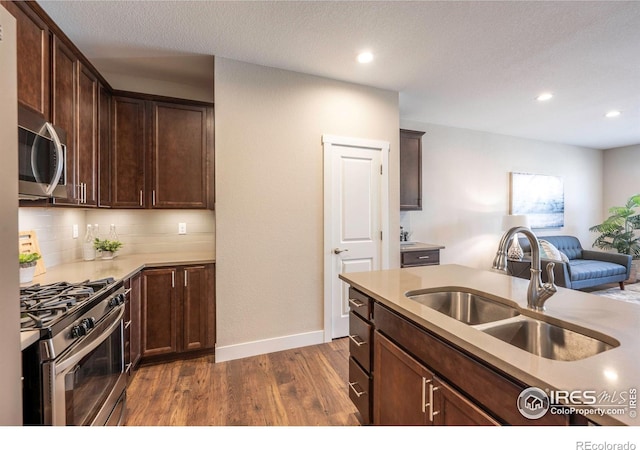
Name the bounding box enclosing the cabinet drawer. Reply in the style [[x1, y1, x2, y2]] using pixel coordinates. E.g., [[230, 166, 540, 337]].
[[349, 357, 372, 425], [402, 250, 439, 267], [348, 287, 372, 321], [373, 302, 569, 426], [349, 311, 372, 372]]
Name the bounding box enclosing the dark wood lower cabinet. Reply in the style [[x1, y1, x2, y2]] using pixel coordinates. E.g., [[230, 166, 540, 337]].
[[346, 286, 580, 426], [373, 331, 431, 425], [434, 376, 500, 426], [374, 331, 498, 426], [141, 264, 215, 363], [126, 272, 142, 381]]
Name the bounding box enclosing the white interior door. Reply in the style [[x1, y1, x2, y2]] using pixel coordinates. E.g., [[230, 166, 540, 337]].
[[323, 135, 389, 340]]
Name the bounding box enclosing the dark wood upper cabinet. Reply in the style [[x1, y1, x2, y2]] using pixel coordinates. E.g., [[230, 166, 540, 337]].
[[400, 129, 425, 211], [149, 102, 211, 209], [110, 95, 213, 209], [76, 63, 98, 206], [98, 84, 112, 207], [51, 35, 78, 204], [111, 96, 146, 208], [8, 1, 215, 210], [3, 1, 51, 120]]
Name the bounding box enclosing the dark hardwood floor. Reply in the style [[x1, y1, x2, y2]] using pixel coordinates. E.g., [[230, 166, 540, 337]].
[[124, 338, 361, 426]]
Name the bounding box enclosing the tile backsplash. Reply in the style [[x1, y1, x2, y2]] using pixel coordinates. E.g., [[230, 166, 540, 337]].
[[18, 207, 85, 268], [19, 208, 215, 268]]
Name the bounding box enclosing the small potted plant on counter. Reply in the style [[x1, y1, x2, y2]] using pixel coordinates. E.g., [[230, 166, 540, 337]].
[[19, 252, 41, 284], [93, 238, 123, 260]]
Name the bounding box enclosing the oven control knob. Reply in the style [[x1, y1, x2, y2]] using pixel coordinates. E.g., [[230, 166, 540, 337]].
[[109, 294, 125, 307], [71, 323, 88, 338], [82, 317, 96, 330]]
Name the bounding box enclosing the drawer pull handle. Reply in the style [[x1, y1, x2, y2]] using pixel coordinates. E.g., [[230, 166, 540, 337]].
[[348, 381, 367, 398], [348, 334, 366, 347], [348, 298, 365, 308], [417, 256, 431, 260], [429, 384, 440, 422], [422, 377, 432, 413]]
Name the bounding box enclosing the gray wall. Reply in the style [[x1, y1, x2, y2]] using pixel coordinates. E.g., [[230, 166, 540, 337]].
[[400, 120, 604, 269], [214, 57, 400, 360], [603, 144, 640, 212]]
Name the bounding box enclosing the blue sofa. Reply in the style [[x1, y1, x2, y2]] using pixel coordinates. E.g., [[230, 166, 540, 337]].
[[507, 235, 632, 290]]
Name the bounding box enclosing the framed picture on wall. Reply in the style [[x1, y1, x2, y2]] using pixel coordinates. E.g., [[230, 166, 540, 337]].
[[510, 172, 564, 229]]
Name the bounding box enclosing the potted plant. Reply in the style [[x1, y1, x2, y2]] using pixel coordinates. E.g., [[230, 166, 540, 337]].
[[93, 238, 123, 260], [589, 193, 640, 282], [19, 252, 41, 284]]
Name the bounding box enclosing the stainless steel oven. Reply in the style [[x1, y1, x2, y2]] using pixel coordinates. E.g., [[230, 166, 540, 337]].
[[22, 279, 128, 426], [44, 304, 126, 425]]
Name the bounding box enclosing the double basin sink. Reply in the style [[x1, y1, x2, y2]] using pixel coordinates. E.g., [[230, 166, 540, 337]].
[[405, 289, 618, 361]]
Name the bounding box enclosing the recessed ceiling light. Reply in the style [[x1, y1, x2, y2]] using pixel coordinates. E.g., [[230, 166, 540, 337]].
[[357, 52, 374, 64], [605, 110, 621, 118], [536, 93, 553, 102]]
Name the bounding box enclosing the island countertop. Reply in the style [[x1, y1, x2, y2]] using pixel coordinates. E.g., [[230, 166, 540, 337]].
[[339, 264, 640, 426]]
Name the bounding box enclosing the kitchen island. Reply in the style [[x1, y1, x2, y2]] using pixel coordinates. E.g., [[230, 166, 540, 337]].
[[340, 264, 639, 426]]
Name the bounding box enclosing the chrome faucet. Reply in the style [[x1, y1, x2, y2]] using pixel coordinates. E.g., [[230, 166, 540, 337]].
[[492, 226, 557, 311]]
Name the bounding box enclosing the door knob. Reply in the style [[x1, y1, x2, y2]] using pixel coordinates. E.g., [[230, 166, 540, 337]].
[[333, 248, 349, 254]]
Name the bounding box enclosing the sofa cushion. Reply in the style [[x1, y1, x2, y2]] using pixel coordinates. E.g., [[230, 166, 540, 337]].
[[568, 259, 628, 282], [539, 240, 570, 262], [540, 236, 583, 260]]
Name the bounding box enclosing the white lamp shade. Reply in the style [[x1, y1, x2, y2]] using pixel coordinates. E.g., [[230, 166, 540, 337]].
[[502, 214, 530, 231]]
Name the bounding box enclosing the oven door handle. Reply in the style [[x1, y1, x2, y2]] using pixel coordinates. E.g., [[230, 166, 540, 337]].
[[55, 306, 124, 375]]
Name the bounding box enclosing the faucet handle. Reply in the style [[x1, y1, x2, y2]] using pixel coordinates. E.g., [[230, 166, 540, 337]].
[[545, 262, 556, 287]]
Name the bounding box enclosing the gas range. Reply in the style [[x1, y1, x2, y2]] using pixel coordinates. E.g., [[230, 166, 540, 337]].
[[21, 277, 129, 425], [20, 277, 119, 333]]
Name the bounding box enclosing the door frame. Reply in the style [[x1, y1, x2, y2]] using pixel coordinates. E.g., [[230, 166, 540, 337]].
[[322, 134, 390, 342]]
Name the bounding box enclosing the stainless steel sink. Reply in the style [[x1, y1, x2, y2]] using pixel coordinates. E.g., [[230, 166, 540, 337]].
[[480, 317, 618, 361], [405, 290, 520, 325]]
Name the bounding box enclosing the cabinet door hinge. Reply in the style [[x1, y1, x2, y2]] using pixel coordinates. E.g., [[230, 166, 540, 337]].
[[380, 231, 383, 241], [380, 165, 383, 175]]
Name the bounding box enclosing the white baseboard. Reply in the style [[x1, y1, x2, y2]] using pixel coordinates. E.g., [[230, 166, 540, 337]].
[[214, 330, 325, 362]]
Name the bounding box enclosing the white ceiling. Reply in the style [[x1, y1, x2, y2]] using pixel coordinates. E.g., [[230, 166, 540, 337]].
[[38, 0, 640, 150]]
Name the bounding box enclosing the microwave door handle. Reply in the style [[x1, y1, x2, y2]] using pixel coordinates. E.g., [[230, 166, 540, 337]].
[[43, 122, 64, 196]]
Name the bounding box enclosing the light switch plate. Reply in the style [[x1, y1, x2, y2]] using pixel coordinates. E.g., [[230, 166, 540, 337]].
[[178, 222, 187, 235], [72, 224, 79, 239]]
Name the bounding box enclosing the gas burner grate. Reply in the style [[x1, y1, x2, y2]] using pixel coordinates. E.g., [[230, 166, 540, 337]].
[[19, 277, 116, 330]]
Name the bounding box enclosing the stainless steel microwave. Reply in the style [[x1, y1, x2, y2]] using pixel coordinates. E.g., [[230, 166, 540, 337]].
[[18, 122, 67, 200]]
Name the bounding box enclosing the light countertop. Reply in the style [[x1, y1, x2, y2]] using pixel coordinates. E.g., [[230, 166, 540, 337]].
[[339, 264, 640, 426], [20, 251, 215, 350], [400, 241, 445, 252]]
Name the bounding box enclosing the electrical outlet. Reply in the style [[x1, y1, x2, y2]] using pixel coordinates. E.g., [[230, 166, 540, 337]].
[[178, 222, 187, 235], [72, 224, 79, 239]]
